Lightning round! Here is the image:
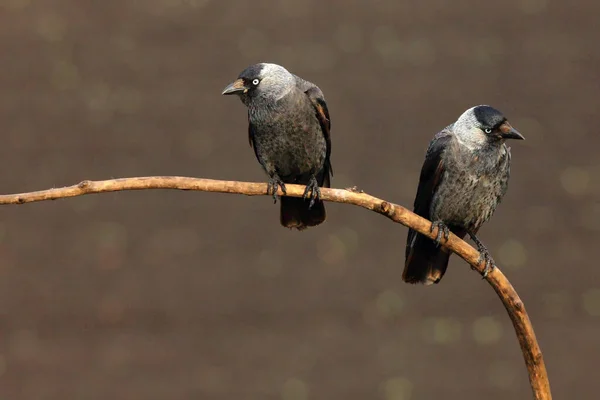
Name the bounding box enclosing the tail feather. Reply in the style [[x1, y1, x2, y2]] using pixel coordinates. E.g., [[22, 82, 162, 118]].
[[403, 228, 466, 285], [280, 197, 326, 230]]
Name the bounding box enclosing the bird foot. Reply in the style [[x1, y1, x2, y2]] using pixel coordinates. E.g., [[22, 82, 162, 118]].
[[476, 245, 496, 279], [267, 175, 286, 204], [303, 176, 321, 209], [429, 220, 450, 247], [468, 233, 496, 279]]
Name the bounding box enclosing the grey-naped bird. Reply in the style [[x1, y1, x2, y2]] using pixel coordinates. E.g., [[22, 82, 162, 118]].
[[222, 63, 332, 230], [404, 105, 524, 285]]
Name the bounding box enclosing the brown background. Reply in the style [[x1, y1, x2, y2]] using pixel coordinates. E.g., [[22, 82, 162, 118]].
[[0, 1, 599, 399]]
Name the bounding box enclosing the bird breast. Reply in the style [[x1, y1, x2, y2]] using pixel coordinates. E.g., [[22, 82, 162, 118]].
[[249, 98, 327, 178], [432, 145, 510, 230]]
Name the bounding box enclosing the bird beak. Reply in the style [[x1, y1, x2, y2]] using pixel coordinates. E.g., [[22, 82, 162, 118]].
[[499, 122, 525, 140], [221, 79, 248, 95]]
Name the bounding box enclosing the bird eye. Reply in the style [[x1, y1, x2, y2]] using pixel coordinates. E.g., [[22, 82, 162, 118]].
[[252, 79, 260, 86], [484, 128, 493, 134]]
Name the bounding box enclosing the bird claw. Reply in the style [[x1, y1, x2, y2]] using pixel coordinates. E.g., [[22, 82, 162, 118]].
[[303, 176, 321, 209], [477, 247, 496, 279], [469, 233, 496, 279], [429, 220, 450, 246], [267, 176, 286, 204]]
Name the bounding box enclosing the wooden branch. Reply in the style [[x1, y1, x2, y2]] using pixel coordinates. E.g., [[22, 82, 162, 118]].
[[0, 176, 552, 399]]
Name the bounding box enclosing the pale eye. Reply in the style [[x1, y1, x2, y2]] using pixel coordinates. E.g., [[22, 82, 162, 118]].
[[252, 79, 260, 86], [484, 128, 492, 134]]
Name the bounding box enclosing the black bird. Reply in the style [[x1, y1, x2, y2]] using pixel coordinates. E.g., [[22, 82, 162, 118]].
[[222, 63, 332, 230], [404, 105, 524, 285]]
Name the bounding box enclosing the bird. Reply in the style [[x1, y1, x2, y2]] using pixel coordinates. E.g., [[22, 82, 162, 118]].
[[222, 63, 332, 230], [403, 105, 524, 285]]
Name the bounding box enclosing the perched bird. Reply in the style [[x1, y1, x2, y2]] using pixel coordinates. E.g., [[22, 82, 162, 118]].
[[404, 105, 524, 285], [222, 63, 332, 230]]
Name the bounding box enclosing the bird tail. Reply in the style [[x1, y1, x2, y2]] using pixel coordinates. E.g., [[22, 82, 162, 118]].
[[280, 197, 326, 230], [403, 228, 465, 285]]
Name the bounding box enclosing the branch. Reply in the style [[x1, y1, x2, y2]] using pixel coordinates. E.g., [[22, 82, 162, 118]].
[[0, 176, 552, 399]]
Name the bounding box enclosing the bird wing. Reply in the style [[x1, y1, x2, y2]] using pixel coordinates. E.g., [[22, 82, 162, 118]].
[[405, 128, 455, 259], [248, 112, 254, 147], [247, 113, 262, 165], [293, 75, 333, 187], [500, 143, 512, 196], [247, 111, 254, 147]]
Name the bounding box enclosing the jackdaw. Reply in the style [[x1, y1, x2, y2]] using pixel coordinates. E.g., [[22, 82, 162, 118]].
[[404, 105, 524, 285], [222, 63, 332, 230]]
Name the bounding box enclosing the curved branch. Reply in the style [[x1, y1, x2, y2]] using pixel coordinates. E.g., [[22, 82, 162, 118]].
[[0, 176, 552, 399]]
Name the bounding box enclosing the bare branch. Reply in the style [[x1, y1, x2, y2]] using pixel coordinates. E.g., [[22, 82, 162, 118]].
[[0, 176, 552, 399]]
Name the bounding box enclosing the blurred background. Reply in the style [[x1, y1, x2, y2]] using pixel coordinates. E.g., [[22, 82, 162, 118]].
[[0, 0, 598, 399]]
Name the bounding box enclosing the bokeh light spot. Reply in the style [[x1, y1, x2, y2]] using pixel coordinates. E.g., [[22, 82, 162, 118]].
[[97, 296, 125, 324], [337, 227, 359, 253], [405, 38, 436, 67], [376, 290, 404, 318], [423, 318, 462, 344], [511, 117, 542, 145], [579, 202, 600, 231], [497, 239, 527, 270], [317, 234, 347, 267], [525, 205, 556, 233], [92, 222, 128, 248], [9, 330, 39, 362], [0, 355, 7, 378], [113, 35, 136, 52], [184, 130, 214, 159], [3, 0, 31, 9], [52, 60, 80, 91], [37, 13, 67, 42], [487, 361, 518, 389], [257, 249, 283, 278], [300, 43, 336, 72], [238, 29, 269, 59], [182, 0, 209, 7], [542, 291, 572, 318], [382, 377, 413, 400], [582, 289, 600, 317], [519, 0, 548, 14], [277, 0, 310, 18], [371, 25, 403, 65], [333, 24, 364, 53], [282, 378, 309, 400], [113, 88, 143, 114], [560, 166, 589, 196], [472, 316, 503, 345]]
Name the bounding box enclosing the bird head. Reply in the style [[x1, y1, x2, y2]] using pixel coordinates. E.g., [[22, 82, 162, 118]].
[[454, 105, 524, 148], [222, 63, 295, 106]]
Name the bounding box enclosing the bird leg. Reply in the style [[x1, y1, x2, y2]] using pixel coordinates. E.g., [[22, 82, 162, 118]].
[[468, 232, 496, 278], [429, 220, 450, 246], [302, 176, 321, 209], [267, 174, 286, 204]]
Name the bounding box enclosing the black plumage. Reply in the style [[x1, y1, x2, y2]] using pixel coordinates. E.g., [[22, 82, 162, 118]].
[[222, 63, 332, 230], [404, 105, 524, 285]]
